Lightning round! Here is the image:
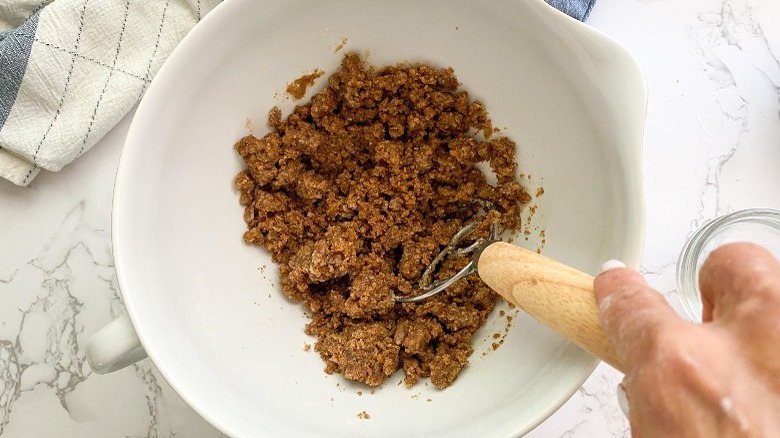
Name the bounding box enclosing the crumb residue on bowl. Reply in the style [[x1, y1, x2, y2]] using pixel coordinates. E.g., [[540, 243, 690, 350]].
[[286, 68, 325, 99], [357, 411, 370, 420], [520, 177, 547, 253], [334, 37, 348, 52], [481, 307, 519, 357]]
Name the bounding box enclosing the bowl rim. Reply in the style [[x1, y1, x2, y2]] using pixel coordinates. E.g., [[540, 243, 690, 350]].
[[110, 0, 648, 436]]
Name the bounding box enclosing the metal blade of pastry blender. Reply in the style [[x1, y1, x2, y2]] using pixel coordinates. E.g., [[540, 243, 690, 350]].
[[395, 220, 624, 372]]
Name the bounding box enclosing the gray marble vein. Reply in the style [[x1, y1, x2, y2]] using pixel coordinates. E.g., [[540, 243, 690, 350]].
[[2, 0, 780, 436], [690, 0, 780, 231]]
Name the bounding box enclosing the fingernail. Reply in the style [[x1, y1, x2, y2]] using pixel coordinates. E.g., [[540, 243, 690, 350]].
[[617, 381, 630, 418], [600, 259, 626, 274]]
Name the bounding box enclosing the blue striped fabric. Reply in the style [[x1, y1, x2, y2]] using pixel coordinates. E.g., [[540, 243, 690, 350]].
[[546, 0, 596, 21], [0, 10, 40, 130]]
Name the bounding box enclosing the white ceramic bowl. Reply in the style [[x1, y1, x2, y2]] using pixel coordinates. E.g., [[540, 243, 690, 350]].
[[97, 0, 646, 436]]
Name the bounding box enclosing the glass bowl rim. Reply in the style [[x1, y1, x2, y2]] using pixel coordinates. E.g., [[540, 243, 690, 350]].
[[676, 208, 780, 322]]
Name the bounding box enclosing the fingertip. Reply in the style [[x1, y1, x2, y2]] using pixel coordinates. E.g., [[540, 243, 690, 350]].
[[592, 267, 648, 323], [600, 259, 626, 274], [593, 268, 679, 367], [700, 242, 775, 281], [699, 242, 780, 321], [593, 264, 647, 303]]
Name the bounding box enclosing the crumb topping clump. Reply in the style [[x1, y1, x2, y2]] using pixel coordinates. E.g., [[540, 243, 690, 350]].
[[235, 53, 530, 388]]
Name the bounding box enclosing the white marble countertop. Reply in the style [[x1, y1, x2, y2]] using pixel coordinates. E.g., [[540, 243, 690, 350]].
[[1, 0, 778, 436]]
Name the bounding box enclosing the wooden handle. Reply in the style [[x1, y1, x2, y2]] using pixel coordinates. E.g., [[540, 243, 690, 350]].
[[477, 242, 623, 372]]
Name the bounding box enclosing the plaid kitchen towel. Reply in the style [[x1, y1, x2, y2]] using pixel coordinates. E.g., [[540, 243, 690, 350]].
[[550, 0, 595, 21], [0, 0, 221, 186], [0, 0, 594, 186]]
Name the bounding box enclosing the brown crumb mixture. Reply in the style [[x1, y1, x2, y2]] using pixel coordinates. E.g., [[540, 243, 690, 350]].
[[235, 53, 530, 389], [286, 69, 325, 99]]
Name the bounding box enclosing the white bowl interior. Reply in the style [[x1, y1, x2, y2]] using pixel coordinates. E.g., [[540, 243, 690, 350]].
[[114, 0, 646, 436]]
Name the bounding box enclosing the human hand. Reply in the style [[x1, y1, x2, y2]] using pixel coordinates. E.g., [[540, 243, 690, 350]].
[[593, 242, 780, 437]]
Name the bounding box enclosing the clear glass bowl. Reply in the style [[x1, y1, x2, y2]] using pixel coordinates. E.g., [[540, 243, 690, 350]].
[[677, 208, 780, 322]]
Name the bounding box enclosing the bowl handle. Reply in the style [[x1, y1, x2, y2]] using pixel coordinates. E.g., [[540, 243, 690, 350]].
[[86, 314, 148, 374]]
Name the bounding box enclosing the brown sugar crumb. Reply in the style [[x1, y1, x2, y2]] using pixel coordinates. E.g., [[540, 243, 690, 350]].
[[357, 411, 371, 420], [303, 342, 311, 352], [357, 391, 363, 396], [536, 187, 545, 197], [504, 311, 516, 335], [286, 69, 325, 99], [488, 307, 517, 352], [334, 37, 348, 52], [235, 53, 530, 389]]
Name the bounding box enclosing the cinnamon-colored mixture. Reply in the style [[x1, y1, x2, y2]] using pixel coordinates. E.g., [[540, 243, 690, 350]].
[[286, 69, 325, 99], [235, 53, 530, 388]]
